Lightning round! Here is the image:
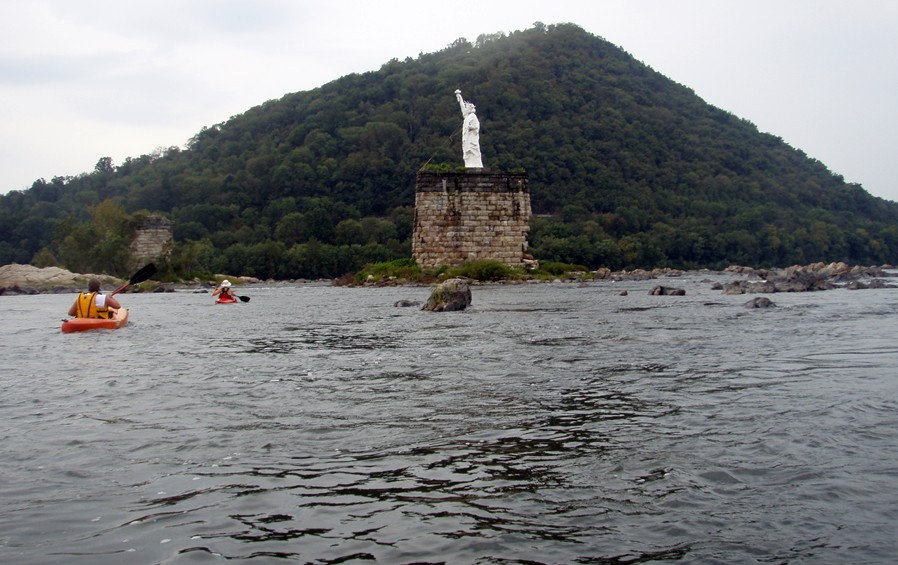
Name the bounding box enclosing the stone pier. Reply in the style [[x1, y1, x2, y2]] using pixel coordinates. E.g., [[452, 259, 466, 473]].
[[412, 170, 531, 268], [130, 215, 173, 266]]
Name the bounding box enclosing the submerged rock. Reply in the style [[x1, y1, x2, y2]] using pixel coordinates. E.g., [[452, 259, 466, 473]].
[[649, 285, 685, 296], [845, 279, 895, 290], [744, 297, 775, 308]]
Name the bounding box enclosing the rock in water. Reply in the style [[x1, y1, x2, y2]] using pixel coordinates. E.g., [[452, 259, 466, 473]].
[[649, 285, 685, 296], [422, 278, 472, 312], [744, 297, 775, 308]]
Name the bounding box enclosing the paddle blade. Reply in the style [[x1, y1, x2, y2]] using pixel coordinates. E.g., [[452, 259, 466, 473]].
[[239, 295, 251, 302], [111, 263, 158, 296], [129, 263, 157, 286]]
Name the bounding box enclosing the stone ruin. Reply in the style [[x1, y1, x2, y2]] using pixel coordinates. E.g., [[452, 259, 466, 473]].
[[130, 215, 173, 266], [412, 170, 532, 268]]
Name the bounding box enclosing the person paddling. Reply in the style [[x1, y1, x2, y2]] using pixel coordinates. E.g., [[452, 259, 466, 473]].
[[212, 279, 237, 301], [68, 278, 122, 319]]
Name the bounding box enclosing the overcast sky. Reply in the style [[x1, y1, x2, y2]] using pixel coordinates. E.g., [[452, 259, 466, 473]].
[[1, 0, 896, 202]]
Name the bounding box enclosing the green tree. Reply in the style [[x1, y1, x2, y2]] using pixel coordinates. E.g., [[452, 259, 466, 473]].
[[56, 200, 134, 276], [335, 219, 365, 245]]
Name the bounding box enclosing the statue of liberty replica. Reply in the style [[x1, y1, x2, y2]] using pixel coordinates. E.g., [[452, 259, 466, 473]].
[[412, 89, 530, 270], [455, 89, 483, 168]]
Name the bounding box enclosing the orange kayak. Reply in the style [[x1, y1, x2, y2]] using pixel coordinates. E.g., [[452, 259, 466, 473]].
[[216, 295, 238, 304], [61, 308, 129, 333]]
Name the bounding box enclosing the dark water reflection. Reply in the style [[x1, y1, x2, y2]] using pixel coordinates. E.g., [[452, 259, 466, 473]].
[[2, 274, 897, 563]]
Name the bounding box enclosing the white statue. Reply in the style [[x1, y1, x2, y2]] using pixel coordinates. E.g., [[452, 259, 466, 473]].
[[455, 89, 483, 168]]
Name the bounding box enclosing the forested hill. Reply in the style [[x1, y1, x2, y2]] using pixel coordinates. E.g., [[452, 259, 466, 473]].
[[3, 22, 898, 279]]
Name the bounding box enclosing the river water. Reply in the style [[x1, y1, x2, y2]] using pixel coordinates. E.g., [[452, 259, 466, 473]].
[[1, 272, 897, 564]]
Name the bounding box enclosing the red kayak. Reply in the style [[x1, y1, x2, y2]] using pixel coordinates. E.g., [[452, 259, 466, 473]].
[[62, 308, 129, 333], [216, 295, 238, 304]]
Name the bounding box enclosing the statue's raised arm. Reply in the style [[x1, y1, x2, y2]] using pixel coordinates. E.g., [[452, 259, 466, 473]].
[[455, 89, 467, 115], [454, 89, 483, 168]]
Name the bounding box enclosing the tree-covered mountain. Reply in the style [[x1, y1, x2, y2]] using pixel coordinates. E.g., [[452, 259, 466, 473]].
[[3, 22, 897, 279]]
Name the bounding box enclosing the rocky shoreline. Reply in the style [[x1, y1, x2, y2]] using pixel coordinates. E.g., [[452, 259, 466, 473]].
[[0, 264, 124, 295], [0, 263, 259, 296], [1, 261, 895, 296], [716, 263, 896, 293]]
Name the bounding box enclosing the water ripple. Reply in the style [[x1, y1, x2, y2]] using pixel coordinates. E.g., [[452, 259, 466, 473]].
[[2, 280, 898, 563]]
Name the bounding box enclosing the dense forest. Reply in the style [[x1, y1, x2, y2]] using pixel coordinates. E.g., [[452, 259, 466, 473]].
[[2, 22, 897, 280]]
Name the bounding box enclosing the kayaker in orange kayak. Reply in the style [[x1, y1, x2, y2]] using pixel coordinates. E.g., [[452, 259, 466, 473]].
[[68, 278, 122, 319], [212, 279, 237, 302]]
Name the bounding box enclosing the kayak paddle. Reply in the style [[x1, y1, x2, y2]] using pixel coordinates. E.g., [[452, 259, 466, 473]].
[[111, 263, 158, 296]]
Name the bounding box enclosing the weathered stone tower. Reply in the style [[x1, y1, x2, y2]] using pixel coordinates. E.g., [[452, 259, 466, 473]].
[[412, 170, 532, 268], [130, 215, 173, 266]]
